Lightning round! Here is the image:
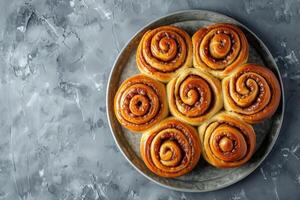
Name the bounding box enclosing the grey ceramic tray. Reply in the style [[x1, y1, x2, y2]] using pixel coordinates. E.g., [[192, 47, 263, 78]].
[[106, 10, 284, 192]]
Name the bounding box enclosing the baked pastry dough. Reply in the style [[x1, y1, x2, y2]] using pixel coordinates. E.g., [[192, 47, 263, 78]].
[[193, 23, 249, 79], [140, 117, 201, 177], [114, 74, 168, 132], [136, 26, 193, 83], [167, 68, 223, 126], [112, 23, 282, 176], [199, 112, 256, 168], [222, 64, 281, 123]]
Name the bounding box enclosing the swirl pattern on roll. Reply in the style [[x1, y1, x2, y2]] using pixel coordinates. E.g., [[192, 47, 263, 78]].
[[140, 118, 201, 177], [136, 26, 193, 83], [222, 64, 281, 123], [199, 112, 256, 168], [193, 23, 249, 79], [167, 68, 223, 126], [114, 74, 168, 132]]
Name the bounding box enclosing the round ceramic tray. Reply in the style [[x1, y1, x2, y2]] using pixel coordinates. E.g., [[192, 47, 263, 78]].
[[106, 10, 284, 192]]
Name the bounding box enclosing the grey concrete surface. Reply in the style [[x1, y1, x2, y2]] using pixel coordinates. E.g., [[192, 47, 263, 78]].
[[0, 0, 299, 199]]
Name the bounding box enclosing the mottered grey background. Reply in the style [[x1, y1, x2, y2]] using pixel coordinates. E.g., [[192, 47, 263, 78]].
[[0, 0, 299, 199]]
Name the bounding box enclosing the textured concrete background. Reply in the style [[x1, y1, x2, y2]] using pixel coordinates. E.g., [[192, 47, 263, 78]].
[[0, 0, 299, 199]]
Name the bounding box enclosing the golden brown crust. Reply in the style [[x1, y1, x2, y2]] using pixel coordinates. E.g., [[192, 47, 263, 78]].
[[136, 26, 193, 83], [192, 23, 249, 79], [199, 112, 256, 168], [140, 117, 201, 177], [167, 68, 223, 126], [114, 74, 168, 132], [222, 64, 281, 123]]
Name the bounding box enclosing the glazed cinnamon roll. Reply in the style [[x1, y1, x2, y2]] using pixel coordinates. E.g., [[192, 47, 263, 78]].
[[193, 23, 249, 79], [222, 64, 281, 124], [114, 74, 168, 132], [136, 26, 193, 83], [167, 68, 223, 126], [199, 112, 256, 168], [140, 118, 201, 177]]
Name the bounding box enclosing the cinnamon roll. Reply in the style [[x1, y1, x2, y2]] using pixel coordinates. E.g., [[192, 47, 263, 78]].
[[140, 118, 201, 177], [222, 64, 281, 124], [114, 74, 168, 132], [193, 23, 249, 79], [167, 68, 223, 126], [199, 112, 256, 168], [136, 26, 193, 83]]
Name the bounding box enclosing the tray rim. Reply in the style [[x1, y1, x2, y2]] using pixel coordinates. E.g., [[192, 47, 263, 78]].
[[106, 9, 285, 192]]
